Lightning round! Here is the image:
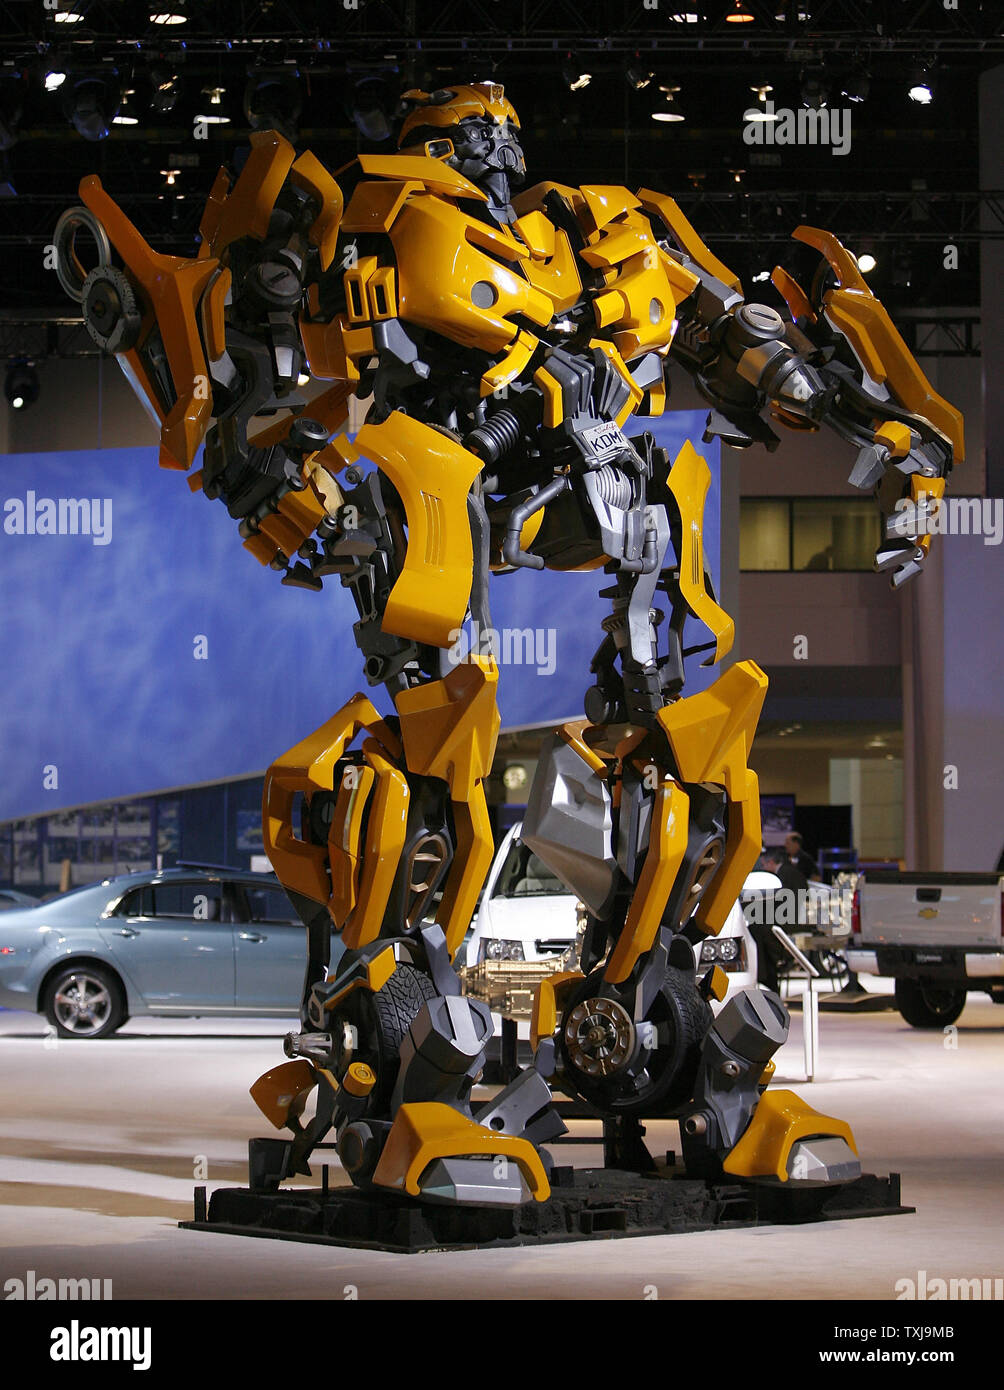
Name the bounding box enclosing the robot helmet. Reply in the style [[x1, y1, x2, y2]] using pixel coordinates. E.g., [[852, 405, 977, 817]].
[[398, 83, 526, 217]]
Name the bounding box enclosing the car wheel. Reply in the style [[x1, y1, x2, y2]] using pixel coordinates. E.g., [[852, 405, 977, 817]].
[[43, 965, 127, 1039], [558, 966, 713, 1119], [894, 978, 966, 1029], [811, 949, 850, 982]]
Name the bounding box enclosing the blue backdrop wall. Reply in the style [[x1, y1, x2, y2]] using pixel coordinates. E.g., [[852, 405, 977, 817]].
[[0, 412, 719, 820]]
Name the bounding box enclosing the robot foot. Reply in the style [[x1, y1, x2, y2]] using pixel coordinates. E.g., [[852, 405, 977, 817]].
[[357, 1009, 563, 1206], [365, 1095, 554, 1206], [681, 985, 861, 1187]]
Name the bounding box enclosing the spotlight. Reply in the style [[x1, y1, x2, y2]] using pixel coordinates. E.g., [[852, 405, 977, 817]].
[[841, 68, 870, 103], [726, 1, 755, 22], [5, 362, 40, 411], [908, 67, 934, 104], [857, 251, 877, 274], [800, 67, 830, 109], [63, 70, 120, 141], [892, 248, 913, 287], [149, 7, 187, 23], [744, 83, 778, 122], [45, 69, 67, 93], [625, 64, 654, 91], [243, 64, 302, 143], [652, 85, 685, 122], [0, 69, 26, 151], [345, 68, 397, 143], [148, 64, 181, 114], [669, 11, 701, 20], [112, 88, 139, 125], [195, 87, 229, 125], [562, 57, 592, 92], [52, 0, 89, 23]]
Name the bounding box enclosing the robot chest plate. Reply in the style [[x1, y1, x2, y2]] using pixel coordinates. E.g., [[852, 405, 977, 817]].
[[389, 195, 584, 352]]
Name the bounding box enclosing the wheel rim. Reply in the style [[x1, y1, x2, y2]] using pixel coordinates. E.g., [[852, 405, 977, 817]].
[[53, 974, 113, 1035], [920, 987, 959, 1016]]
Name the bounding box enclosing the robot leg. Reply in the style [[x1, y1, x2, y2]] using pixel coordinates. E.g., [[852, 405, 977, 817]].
[[250, 662, 562, 1205]]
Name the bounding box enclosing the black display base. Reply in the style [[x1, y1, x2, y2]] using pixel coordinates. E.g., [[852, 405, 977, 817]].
[[180, 1168, 913, 1253]]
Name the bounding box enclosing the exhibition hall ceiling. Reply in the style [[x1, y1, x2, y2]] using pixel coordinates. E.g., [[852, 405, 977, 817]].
[[0, 1, 998, 314]]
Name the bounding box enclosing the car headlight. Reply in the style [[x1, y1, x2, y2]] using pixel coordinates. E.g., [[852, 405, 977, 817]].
[[480, 938, 525, 963], [700, 937, 746, 970]]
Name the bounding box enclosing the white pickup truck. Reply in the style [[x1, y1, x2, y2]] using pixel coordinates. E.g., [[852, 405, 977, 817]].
[[846, 871, 1004, 1027]]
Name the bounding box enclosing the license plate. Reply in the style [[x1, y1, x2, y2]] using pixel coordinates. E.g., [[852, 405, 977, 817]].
[[579, 421, 628, 464]]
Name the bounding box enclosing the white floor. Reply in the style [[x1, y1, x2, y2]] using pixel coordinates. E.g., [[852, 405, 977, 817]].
[[0, 993, 1001, 1300]]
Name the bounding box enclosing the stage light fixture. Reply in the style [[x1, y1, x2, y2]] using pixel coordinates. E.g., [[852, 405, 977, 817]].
[[0, 70, 26, 152], [53, 1, 89, 23], [63, 70, 120, 141], [346, 68, 398, 143], [148, 65, 181, 114], [652, 85, 684, 122], [841, 68, 870, 103], [150, 8, 187, 23], [45, 69, 67, 92], [195, 87, 229, 124], [800, 67, 829, 109], [562, 58, 592, 92], [908, 68, 934, 104], [5, 362, 40, 411], [726, 1, 755, 23], [744, 83, 778, 122], [243, 65, 303, 142], [857, 252, 877, 273], [625, 64, 654, 91], [112, 88, 139, 125]]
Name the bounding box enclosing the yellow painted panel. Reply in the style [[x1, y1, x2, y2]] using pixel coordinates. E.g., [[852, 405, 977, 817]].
[[354, 414, 484, 647]]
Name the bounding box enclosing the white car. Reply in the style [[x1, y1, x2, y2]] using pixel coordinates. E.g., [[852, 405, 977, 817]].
[[463, 823, 759, 1047]]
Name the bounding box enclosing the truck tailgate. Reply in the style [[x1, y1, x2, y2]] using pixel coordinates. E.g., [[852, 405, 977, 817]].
[[860, 873, 1002, 947]]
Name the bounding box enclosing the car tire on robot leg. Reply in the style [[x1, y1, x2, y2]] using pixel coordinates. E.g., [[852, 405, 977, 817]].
[[558, 964, 712, 1118], [353, 963, 439, 1110]]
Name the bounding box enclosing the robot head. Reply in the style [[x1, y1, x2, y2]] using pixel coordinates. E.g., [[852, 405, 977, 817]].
[[398, 83, 526, 218]]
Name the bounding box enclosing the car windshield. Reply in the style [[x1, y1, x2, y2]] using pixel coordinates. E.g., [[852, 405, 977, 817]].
[[492, 842, 570, 899]]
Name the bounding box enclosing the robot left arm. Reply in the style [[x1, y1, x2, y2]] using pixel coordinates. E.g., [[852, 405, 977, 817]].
[[656, 212, 963, 586]]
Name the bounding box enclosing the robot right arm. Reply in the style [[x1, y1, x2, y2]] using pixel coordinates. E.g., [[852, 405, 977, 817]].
[[58, 131, 354, 577]]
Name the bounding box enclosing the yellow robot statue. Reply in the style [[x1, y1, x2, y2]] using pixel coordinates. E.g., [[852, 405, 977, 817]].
[[56, 82, 962, 1207]]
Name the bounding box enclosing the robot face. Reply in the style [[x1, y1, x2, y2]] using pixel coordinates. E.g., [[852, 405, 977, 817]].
[[449, 113, 527, 205], [397, 83, 526, 212]]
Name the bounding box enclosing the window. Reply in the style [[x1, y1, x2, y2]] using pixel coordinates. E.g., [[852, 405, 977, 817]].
[[740, 499, 790, 571], [116, 886, 154, 917], [791, 499, 881, 571], [152, 882, 223, 921], [492, 842, 568, 899], [245, 887, 299, 925], [740, 498, 882, 572]]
